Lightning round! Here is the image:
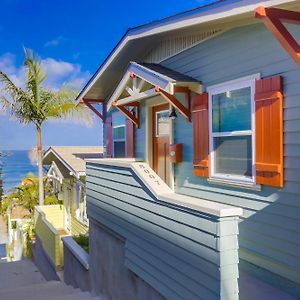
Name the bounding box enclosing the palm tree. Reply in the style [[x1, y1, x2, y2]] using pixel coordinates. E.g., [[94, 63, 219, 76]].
[[0, 49, 91, 205]]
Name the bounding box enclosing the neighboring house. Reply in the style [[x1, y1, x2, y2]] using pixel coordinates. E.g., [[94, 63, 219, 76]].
[[43, 146, 103, 235], [7, 206, 31, 261], [75, 1, 300, 299], [34, 146, 102, 270]]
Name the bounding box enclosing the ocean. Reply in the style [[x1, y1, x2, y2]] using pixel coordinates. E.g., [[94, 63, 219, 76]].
[[0, 150, 37, 194]]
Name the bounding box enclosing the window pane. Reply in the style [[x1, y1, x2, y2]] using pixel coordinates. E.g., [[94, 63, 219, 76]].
[[112, 113, 125, 140], [156, 111, 170, 136], [114, 141, 125, 158], [113, 126, 125, 140], [214, 135, 252, 177], [212, 87, 251, 132], [113, 114, 125, 127]]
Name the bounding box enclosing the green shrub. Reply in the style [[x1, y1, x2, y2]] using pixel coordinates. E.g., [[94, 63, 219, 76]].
[[73, 234, 89, 253]]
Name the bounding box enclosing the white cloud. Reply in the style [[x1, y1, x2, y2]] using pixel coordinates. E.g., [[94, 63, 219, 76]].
[[0, 52, 90, 91], [44, 36, 64, 47]]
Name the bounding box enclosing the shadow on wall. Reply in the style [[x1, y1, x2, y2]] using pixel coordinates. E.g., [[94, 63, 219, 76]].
[[177, 170, 300, 297]]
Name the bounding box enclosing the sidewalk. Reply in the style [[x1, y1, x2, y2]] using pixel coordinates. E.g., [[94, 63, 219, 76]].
[[0, 215, 7, 262]]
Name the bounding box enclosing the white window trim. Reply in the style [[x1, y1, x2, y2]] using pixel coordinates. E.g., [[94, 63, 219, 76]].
[[112, 112, 126, 157], [207, 74, 260, 185]]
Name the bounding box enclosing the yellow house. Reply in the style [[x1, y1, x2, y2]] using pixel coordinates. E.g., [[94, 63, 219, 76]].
[[34, 146, 102, 269]]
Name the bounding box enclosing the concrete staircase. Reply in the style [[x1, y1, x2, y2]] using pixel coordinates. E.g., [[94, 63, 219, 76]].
[[0, 259, 100, 300]]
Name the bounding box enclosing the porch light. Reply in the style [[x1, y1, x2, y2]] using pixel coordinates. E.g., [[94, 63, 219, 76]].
[[169, 107, 177, 120]]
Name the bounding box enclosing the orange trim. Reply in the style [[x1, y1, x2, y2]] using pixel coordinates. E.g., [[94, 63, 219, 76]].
[[255, 7, 300, 67]]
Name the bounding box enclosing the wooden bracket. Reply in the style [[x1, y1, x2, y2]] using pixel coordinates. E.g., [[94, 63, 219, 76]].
[[80, 98, 105, 121], [255, 7, 300, 67], [155, 86, 191, 122], [112, 101, 140, 128]]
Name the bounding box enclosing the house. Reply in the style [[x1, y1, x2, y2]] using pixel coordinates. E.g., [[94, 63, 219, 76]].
[[75, 0, 300, 299], [34, 146, 102, 269], [6, 206, 31, 261]]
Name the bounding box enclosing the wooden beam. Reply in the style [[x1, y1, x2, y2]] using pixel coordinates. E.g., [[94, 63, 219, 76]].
[[116, 88, 157, 106], [112, 102, 140, 128], [156, 87, 191, 122], [82, 98, 104, 103], [81, 98, 104, 121], [255, 7, 300, 67]]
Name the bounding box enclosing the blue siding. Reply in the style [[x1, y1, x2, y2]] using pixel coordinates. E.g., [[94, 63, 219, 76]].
[[158, 23, 300, 287], [86, 163, 240, 300]]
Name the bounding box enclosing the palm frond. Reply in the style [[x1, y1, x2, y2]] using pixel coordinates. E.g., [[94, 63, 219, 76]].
[[40, 87, 93, 127], [0, 71, 24, 100], [24, 48, 47, 124]]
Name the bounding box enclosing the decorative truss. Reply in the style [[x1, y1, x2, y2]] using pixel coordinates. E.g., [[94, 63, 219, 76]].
[[112, 101, 140, 128], [113, 72, 191, 123], [114, 73, 157, 107], [155, 86, 191, 122], [80, 98, 105, 121], [255, 7, 300, 67]]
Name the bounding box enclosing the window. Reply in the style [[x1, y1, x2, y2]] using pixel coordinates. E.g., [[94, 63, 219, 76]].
[[156, 110, 170, 137], [112, 112, 126, 157], [75, 184, 88, 225], [208, 76, 258, 184]]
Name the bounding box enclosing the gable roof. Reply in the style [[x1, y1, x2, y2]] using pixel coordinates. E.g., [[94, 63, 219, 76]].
[[107, 62, 201, 109], [76, 0, 299, 104], [43, 146, 103, 178]]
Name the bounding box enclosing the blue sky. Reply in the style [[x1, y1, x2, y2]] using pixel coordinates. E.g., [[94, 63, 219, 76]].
[[0, 0, 213, 150]]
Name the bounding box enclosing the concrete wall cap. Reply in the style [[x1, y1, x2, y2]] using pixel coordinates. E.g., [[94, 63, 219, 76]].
[[62, 236, 89, 270], [86, 159, 243, 218]]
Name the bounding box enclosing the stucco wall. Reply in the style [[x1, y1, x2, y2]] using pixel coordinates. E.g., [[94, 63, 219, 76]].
[[89, 219, 166, 300], [63, 239, 90, 292]]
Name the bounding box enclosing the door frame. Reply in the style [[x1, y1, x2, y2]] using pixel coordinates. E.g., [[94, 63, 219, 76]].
[[145, 96, 175, 190]]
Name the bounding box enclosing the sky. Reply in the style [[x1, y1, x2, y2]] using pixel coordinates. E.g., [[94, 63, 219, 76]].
[[0, 0, 214, 150]]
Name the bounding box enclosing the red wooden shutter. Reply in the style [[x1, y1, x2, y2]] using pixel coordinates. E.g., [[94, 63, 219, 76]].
[[192, 93, 209, 177], [126, 118, 135, 158], [255, 76, 284, 187], [105, 116, 113, 158]]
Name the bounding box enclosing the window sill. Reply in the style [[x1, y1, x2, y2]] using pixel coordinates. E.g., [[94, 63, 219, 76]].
[[207, 178, 261, 191]]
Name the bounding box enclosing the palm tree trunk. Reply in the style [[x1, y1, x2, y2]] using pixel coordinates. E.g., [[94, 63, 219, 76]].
[[37, 126, 44, 205]]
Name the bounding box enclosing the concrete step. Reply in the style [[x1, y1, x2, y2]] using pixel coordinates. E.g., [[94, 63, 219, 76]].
[[46, 291, 101, 300], [0, 281, 77, 300], [0, 260, 45, 289], [0, 259, 102, 299]]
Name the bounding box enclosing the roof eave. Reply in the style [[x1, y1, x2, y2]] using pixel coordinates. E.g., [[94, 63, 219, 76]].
[[76, 0, 298, 103]]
